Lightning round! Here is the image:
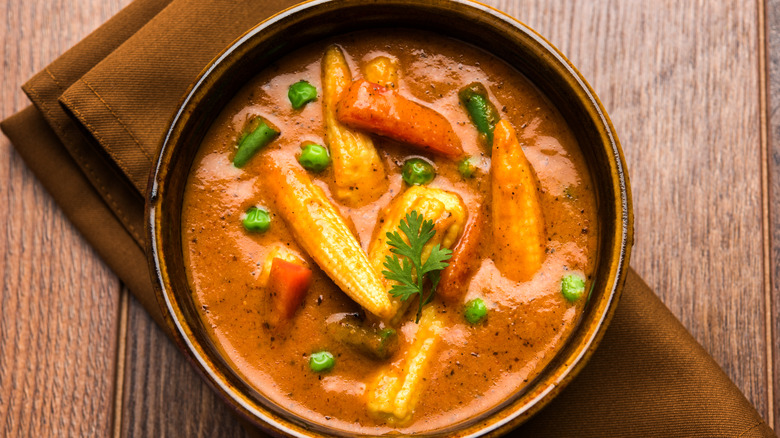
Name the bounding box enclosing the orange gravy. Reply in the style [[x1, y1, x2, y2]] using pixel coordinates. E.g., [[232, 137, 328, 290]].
[[182, 30, 598, 434]]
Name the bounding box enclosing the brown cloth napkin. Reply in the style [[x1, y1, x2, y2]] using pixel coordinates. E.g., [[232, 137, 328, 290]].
[[1, 0, 775, 436]]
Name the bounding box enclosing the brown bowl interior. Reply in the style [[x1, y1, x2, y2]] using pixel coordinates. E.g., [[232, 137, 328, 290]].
[[148, 0, 633, 436]]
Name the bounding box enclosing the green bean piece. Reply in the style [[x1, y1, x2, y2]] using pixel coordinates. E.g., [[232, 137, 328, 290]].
[[464, 298, 488, 324], [401, 158, 436, 186], [233, 118, 280, 168], [325, 314, 399, 360], [458, 82, 500, 147], [298, 143, 331, 172], [242, 207, 271, 233], [288, 80, 318, 109], [561, 274, 586, 302], [309, 351, 335, 372], [457, 156, 478, 178]]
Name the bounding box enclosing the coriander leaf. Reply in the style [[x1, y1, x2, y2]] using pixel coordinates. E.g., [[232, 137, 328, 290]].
[[425, 271, 442, 306], [382, 256, 417, 301], [421, 244, 451, 273], [381, 210, 451, 322], [386, 231, 416, 261], [388, 283, 419, 302]]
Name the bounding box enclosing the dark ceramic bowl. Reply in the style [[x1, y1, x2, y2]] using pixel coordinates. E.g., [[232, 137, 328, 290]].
[[147, 0, 634, 436]]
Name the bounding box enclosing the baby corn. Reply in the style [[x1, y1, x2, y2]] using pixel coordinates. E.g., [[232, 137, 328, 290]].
[[264, 159, 393, 319], [368, 186, 466, 320], [367, 306, 443, 425], [491, 119, 546, 282], [322, 45, 387, 206]]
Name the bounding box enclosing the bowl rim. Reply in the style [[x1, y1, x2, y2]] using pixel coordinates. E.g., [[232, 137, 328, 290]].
[[147, 0, 634, 436]]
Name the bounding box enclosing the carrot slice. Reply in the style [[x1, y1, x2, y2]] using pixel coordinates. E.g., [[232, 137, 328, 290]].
[[267, 258, 312, 325], [336, 79, 464, 158], [437, 203, 484, 302]]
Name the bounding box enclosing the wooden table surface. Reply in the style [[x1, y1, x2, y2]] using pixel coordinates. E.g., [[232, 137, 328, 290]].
[[1, 0, 778, 435]]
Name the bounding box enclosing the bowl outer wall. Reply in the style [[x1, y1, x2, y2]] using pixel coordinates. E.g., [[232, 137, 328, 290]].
[[147, 0, 634, 436]]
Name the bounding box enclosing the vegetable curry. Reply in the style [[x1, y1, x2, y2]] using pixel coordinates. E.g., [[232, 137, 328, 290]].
[[182, 29, 598, 434]]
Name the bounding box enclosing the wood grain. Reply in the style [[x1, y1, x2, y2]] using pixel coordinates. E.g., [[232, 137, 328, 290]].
[[758, 0, 776, 428], [486, 0, 769, 422], [119, 296, 252, 438], [0, 1, 131, 435], [764, 0, 780, 431], [119, 0, 771, 431], [0, 0, 775, 435]]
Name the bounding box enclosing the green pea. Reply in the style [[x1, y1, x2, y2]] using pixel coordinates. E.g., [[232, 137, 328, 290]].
[[464, 298, 488, 324], [309, 351, 335, 372], [457, 156, 478, 178], [402, 158, 435, 186], [298, 143, 331, 172], [288, 80, 318, 109], [242, 207, 270, 233], [561, 274, 586, 301]]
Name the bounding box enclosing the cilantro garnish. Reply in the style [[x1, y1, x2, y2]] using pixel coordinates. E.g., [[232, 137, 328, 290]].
[[381, 211, 452, 323]]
